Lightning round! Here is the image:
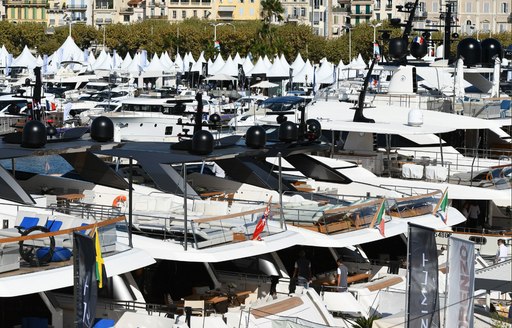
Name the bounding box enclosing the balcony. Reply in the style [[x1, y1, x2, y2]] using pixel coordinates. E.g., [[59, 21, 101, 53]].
[[385, 4, 392, 10], [5, 0, 48, 7], [351, 11, 372, 16], [47, 5, 65, 12], [148, 14, 167, 19], [333, 6, 349, 12], [120, 7, 134, 14], [66, 4, 87, 11]]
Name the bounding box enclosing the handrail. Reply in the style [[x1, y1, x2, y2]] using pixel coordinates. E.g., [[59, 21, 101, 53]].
[[0, 215, 125, 244]]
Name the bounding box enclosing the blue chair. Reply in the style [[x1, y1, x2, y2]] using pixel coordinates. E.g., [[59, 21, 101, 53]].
[[44, 220, 63, 232], [500, 100, 511, 118], [93, 318, 115, 328], [18, 217, 39, 229]]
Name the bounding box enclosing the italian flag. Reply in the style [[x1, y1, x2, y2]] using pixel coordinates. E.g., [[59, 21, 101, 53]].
[[375, 201, 386, 237], [436, 190, 449, 224]]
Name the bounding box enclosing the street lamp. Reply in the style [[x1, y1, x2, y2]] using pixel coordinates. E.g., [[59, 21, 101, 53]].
[[370, 22, 382, 43], [210, 22, 235, 50], [343, 24, 352, 61]]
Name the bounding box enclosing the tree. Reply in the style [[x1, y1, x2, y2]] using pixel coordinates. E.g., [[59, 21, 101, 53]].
[[260, 0, 284, 24]]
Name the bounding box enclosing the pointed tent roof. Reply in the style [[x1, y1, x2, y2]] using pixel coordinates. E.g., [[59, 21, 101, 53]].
[[267, 56, 289, 78], [217, 55, 238, 76], [36, 55, 44, 67], [315, 60, 336, 84], [233, 52, 243, 66], [112, 51, 123, 70], [291, 53, 305, 73], [93, 52, 113, 71], [160, 52, 174, 70], [11, 46, 37, 68], [146, 53, 166, 73], [0, 45, 10, 68], [174, 53, 184, 72], [241, 56, 254, 75], [293, 59, 314, 84], [208, 53, 225, 76], [87, 51, 96, 65], [120, 53, 133, 71], [191, 51, 206, 72], [126, 52, 142, 75], [53, 36, 85, 63], [263, 55, 273, 69], [279, 54, 290, 69], [92, 50, 108, 70], [247, 56, 268, 76]]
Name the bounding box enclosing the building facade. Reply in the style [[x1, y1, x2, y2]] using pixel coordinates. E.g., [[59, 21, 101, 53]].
[[0, 0, 510, 37]]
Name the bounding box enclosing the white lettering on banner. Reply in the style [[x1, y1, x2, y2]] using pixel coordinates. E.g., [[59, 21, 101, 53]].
[[82, 275, 92, 326], [420, 252, 430, 327], [458, 245, 470, 327]]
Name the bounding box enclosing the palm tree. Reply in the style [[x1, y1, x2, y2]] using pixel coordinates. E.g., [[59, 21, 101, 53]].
[[260, 0, 284, 24]]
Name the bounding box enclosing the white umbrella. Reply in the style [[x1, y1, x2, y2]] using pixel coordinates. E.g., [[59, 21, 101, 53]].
[[251, 80, 278, 88], [204, 73, 237, 81]]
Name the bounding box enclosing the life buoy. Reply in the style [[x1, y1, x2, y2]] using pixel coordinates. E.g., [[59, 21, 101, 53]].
[[112, 195, 127, 208]]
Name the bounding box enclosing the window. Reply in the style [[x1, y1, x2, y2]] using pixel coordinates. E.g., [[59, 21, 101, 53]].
[[482, 22, 490, 31], [239, 8, 243, 15], [193, 10, 197, 17], [376, 0, 381, 9], [483, 2, 490, 12], [249, 8, 254, 15], [499, 24, 506, 32], [293, 7, 297, 16], [124, 14, 130, 21], [465, 2, 472, 12], [172, 10, 176, 18], [501, 2, 508, 12], [387, 13, 391, 19], [301, 7, 305, 16], [432, 2, 438, 12], [376, 13, 380, 20]]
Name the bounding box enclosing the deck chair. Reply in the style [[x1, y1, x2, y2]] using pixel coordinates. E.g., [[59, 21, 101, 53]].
[[183, 300, 205, 316]]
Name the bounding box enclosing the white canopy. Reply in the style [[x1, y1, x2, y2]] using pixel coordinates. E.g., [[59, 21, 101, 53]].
[[251, 80, 278, 88], [267, 55, 289, 78], [241, 56, 254, 75], [208, 54, 225, 76], [291, 53, 305, 73], [120, 53, 133, 71], [11, 46, 37, 68], [52, 36, 85, 63], [204, 73, 237, 81], [293, 59, 314, 84], [217, 55, 238, 76], [247, 56, 268, 77], [315, 60, 336, 84]]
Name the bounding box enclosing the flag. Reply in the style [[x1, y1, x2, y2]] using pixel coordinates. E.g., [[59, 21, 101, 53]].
[[374, 201, 386, 237], [74, 232, 97, 328], [94, 228, 107, 289], [434, 190, 449, 224], [373, 42, 381, 61], [445, 237, 475, 328], [406, 224, 441, 328], [252, 200, 272, 241]]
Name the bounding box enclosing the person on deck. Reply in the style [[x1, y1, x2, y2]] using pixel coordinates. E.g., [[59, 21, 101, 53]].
[[293, 250, 312, 289], [336, 258, 348, 292]]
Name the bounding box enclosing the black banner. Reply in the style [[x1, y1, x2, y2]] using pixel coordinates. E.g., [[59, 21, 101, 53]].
[[238, 64, 245, 90], [407, 224, 440, 328], [74, 232, 98, 328]]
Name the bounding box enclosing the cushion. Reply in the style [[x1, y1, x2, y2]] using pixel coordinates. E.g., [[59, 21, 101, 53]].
[[36, 247, 72, 262], [18, 217, 39, 229]]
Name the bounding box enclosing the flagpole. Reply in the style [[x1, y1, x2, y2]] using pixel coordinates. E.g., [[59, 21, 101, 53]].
[[432, 188, 448, 214], [183, 163, 188, 251], [442, 237, 450, 328], [405, 223, 411, 328], [278, 152, 285, 229]]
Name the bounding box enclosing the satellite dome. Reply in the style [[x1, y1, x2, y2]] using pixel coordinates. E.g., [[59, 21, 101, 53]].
[[245, 125, 266, 148], [481, 38, 502, 67], [389, 38, 407, 59], [22, 120, 47, 148], [407, 108, 423, 127], [306, 119, 322, 140], [457, 38, 481, 67], [278, 121, 298, 142], [191, 130, 214, 155], [410, 36, 428, 59], [91, 116, 114, 142]]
